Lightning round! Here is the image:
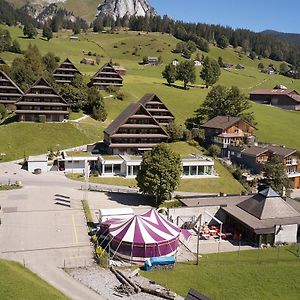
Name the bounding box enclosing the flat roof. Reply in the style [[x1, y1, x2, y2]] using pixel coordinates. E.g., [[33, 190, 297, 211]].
[[28, 155, 48, 162]]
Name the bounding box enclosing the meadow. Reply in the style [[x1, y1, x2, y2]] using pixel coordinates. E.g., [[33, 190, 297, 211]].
[[0, 259, 69, 300], [0, 26, 299, 161], [142, 246, 300, 299]]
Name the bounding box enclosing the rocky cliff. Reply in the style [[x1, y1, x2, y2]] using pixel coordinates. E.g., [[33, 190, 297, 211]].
[[98, 0, 156, 19]]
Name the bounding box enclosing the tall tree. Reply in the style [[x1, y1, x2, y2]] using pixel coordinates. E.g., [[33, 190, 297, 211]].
[[279, 62, 290, 74], [258, 154, 290, 195], [23, 23, 37, 39], [42, 25, 53, 41], [176, 60, 196, 89], [200, 56, 221, 88], [217, 35, 229, 49], [42, 52, 59, 72], [162, 63, 177, 85], [136, 144, 182, 206], [193, 85, 254, 124]]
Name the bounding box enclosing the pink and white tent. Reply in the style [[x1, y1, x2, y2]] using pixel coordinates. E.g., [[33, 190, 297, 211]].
[[101, 209, 181, 262]]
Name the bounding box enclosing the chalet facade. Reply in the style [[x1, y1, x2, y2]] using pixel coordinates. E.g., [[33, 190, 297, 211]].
[[88, 63, 123, 90], [250, 89, 300, 110], [138, 93, 175, 126], [104, 94, 174, 155], [201, 116, 255, 156], [0, 71, 23, 106], [15, 78, 69, 122], [229, 144, 300, 189], [53, 58, 81, 84]]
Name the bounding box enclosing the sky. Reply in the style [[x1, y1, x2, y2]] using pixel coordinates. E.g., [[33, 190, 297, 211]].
[[150, 0, 300, 33]]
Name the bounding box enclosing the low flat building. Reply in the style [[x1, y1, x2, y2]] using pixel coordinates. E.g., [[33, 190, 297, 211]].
[[53, 58, 81, 84], [0, 71, 23, 106], [15, 78, 69, 122], [250, 89, 300, 110], [88, 63, 123, 90], [27, 155, 48, 173]]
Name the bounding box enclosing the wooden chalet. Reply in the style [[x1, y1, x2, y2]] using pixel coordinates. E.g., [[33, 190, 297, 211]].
[[138, 93, 175, 126], [250, 89, 300, 110], [0, 71, 23, 106], [88, 63, 123, 90], [53, 58, 81, 84], [16, 78, 69, 122], [104, 102, 169, 155], [201, 116, 255, 156], [0, 58, 7, 66]]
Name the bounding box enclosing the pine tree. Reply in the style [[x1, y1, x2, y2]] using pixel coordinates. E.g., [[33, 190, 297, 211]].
[[42, 25, 53, 41]]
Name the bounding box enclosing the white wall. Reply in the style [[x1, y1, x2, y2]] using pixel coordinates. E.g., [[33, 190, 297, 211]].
[[274, 224, 298, 244], [28, 161, 48, 173], [64, 160, 86, 173], [168, 206, 221, 227]]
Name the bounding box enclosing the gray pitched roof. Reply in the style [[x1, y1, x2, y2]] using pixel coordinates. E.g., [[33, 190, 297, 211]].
[[237, 187, 300, 220], [201, 116, 242, 130], [242, 146, 269, 157], [266, 145, 297, 158]]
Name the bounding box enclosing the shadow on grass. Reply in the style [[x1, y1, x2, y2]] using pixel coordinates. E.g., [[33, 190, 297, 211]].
[[0, 114, 18, 125], [106, 192, 155, 207]]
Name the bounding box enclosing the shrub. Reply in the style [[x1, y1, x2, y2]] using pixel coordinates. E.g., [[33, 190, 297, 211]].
[[116, 91, 125, 100], [106, 85, 118, 93], [113, 45, 118, 48], [95, 246, 108, 268], [0, 103, 7, 120], [88, 51, 92, 56], [208, 144, 221, 158], [38, 115, 46, 123]]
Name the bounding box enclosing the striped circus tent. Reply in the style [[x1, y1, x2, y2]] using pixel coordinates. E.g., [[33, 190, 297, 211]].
[[100, 209, 181, 263]]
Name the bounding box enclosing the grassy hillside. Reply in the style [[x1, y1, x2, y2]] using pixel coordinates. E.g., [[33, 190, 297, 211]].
[[0, 259, 69, 300], [0, 120, 103, 161], [0, 25, 299, 161]]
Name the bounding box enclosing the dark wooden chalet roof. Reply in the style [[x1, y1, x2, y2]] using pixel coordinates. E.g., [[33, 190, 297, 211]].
[[53, 58, 81, 74], [16, 77, 68, 105], [138, 93, 175, 118], [0, 70, 24, 95], [104, 102, 168, 136], [201, 116, 249, 130], [90, 63, 123, 81]]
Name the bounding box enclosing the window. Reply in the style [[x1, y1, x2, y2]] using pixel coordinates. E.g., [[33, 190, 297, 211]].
[[191, 166, 197, 176], [183, 166, 189, 176], [104, 164, 113, 173], [114, 164, 121, 174]]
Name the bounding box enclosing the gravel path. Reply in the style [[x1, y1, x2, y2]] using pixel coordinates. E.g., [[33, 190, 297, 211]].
[[68, 266, 166, 300]]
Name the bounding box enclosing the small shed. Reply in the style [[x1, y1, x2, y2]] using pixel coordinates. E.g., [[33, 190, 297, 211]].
[[80, 58, 95, 65], [236, 64, 245, 70], [27, 155, 48, 173], [69, 36, 79, 42], [113, 65, 127, 76], [147, 57, 159, 65]]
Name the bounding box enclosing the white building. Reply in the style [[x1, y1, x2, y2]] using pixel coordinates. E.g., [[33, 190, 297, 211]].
[[27, 155, 48, 173]]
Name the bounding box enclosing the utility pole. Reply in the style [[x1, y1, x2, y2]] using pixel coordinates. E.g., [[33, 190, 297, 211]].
[[196, 214, 202, 265]]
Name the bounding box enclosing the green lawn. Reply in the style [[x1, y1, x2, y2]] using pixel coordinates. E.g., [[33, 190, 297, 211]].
[[0, 185, 22, 191], [66, 142, 244, 194], [142, 247, 300, 300], [0, 259, 69, 300]]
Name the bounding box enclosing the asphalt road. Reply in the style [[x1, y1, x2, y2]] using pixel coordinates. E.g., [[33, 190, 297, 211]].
[[0, 162, 103, 300]]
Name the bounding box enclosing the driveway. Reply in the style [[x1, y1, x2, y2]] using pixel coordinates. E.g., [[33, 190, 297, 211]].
[[0, 162, 103, 300]]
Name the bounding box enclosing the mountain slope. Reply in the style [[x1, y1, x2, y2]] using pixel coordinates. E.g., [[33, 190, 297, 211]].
[[261, 30, 300, 45]]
